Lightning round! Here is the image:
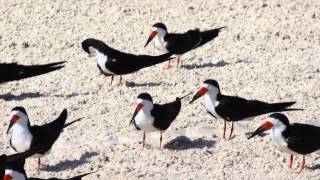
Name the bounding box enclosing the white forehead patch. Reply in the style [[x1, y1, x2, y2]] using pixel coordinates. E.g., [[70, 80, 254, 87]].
[[11, 110, 28, 121]]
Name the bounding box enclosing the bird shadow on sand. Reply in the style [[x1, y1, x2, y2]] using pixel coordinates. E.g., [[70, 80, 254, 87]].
[[181, 60, 230, 70], [126, 81, 162, 88], [163, 136, 215, 150], [41, 151, 99, 172], [307, 164, 320, 170], [0, 92, 45, 101]]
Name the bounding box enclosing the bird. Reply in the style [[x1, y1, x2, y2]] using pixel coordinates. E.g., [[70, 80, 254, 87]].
[[1, 145, 48, 178], [81, 38, 173, 86], [144, 23, 225, 69], [189, 79, 302, 139], [6, 107, 82, 169], [130, 93, 188, 149], [0, 61, 65, 84], [3, 158, 94, 180], [248, 113, 320, 174]]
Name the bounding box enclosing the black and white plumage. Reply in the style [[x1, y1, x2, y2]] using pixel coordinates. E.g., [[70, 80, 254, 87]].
[[248, 113, 320, 174], [144, 23, 225, 69], [0, 61, 65, 84], [130, 93, 187, 149], [1, 145, 47, 178], [81, 38, 173, 86], [6, 107, 81, 169], [189, 79, 302, 139], [3, 158, 94, 180]]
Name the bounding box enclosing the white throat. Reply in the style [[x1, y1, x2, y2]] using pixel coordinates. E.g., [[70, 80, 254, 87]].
[[202, 85, 220, 119], [5, 169, 26, 180], [94, 49, 115, 75], [134, 99, 158, 132], [9, 111, 33, 153], [268, 118, 298, 155], [153, 28, 168, 53]]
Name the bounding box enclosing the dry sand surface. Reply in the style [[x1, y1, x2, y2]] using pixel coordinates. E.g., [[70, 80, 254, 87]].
[[1, 0, 320, 179]]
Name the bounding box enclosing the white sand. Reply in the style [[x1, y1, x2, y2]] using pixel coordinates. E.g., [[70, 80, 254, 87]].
[[1, 0, 320, 179]]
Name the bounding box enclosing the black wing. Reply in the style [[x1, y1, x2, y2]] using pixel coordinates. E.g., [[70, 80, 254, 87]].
[[29, 109, 68, 154], [0, 61, 65, 84], [165, 29, 201, 54], [105, 49, 172, 74], [28, 172, 94, 180], [286, 123, 320, 155], [196, 26, 225, 48], [215, 95, 272, 121], [4, 158, 26, 177], [151, 98, 182, 130], [1, 144, 47, 177]]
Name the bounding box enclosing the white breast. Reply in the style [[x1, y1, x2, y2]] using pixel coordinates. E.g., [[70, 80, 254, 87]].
[[134, 110, 158, 132], [269, 128, 299, 155], [154, 36, 169, 53], [5, 170, 26, 180], [10, 124, 33, 152], [204, 94, 221, 119], [96, 52, 115, 75]]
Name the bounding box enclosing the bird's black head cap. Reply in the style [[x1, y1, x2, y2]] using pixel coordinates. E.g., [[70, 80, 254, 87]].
[[137, 93, 153, 102]]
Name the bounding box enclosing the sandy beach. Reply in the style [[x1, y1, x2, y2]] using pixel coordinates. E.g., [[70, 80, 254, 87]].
[[1, 0, 320, 179]]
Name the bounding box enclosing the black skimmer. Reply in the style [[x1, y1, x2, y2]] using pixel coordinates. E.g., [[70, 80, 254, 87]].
[[1, 145, 47, 178], [2, 159, 93, 180], [0, 61, 65, 84], [248, 113, 320, 174], [6, 107, 82, 169], [130, 93, 188, 149], [189, 79, 302, 139], [144, 23, 225, 69], [81, 38, 173, 86], [3, 157, 94, 180]]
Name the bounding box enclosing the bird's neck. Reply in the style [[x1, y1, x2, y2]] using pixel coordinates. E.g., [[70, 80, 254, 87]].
[[5, 170, 26, 180], [12, 123, 31, 136]]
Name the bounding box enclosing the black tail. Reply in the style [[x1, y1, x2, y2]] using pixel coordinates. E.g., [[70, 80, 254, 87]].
[[66, 171, 95, 180], [136, 52, 174, 68], [177, 92, 191, 101], [19, 61, 65, 79], [64, 117, 84, 129], [47, 109, 68, 131], [268, 102, 304, 112], [0, 61, 65, 84], [197, 26, 226, 48]]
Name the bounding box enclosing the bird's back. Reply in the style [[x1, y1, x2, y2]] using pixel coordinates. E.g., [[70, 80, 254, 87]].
[[29, 109, 67, 153], [151, 98, 182, 130], [286, 123, 320, 154], [165, 29, 201, 54]]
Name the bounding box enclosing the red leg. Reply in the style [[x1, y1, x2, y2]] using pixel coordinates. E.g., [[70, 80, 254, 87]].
[[176, 57, 180, 69], [223, 121, 227, 139], [139, 132, 146, 147], [109, 75, 114, 85], [297, 156, 305, 175], [289, 155, 293, 169], [37, 158, 41, 170], [157, 132, 163, 150], [228, 122, 234, 140], [117, 76, 123, 86], [165, 60, 171, 69]]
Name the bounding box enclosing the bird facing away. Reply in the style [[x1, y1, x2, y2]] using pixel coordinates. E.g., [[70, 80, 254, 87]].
[[130, 93, 188, 149], [0, 61, 65, 84], [7, 107, 82, 170], [248, 113, 320, 174], [189, 79, 303, 139], [81, 38, 173, 86], [144, 23, 225, 69]]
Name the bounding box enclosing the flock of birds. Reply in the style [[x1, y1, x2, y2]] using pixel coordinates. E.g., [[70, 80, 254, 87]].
[[0, 22, 319, 179]]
